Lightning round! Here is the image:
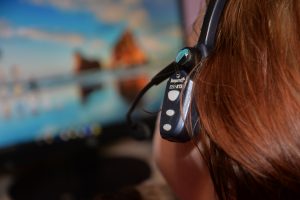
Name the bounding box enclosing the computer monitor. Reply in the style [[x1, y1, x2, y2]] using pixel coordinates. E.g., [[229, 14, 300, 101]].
[[0, 0, 184, 150]]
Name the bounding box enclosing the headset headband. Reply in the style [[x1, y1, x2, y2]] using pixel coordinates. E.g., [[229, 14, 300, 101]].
[[198, 0, 227, 54]]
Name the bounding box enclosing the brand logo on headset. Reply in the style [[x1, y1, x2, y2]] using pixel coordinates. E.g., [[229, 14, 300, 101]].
[[170, 77, 185, 83]]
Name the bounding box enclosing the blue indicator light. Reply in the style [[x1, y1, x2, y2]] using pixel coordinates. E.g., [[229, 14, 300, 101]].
[[175, 49, 190, 63]]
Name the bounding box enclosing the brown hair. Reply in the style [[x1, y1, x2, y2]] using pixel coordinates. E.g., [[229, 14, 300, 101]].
[[192, 0, 300, 199]]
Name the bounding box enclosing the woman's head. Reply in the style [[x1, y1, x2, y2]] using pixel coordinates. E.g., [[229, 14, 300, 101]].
[[193, 0, 300, 199]]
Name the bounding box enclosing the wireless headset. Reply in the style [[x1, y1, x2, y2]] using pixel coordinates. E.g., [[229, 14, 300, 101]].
[[127, 0, 228, 142]]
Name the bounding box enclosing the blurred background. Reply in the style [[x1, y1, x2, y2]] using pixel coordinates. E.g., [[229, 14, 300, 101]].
[[0, 0, 202, 199]]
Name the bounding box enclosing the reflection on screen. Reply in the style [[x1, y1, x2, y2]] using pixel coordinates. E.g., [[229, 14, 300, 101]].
[[0, 0, 183, 148]]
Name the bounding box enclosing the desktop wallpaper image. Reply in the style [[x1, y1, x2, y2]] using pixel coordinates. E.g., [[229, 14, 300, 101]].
[[0, 0, 183, 148]]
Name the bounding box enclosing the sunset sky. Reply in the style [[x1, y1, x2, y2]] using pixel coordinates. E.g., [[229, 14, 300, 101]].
[[0, 0, 183, 80]]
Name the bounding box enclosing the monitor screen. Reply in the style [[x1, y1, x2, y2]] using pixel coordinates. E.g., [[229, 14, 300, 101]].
[[0, 0, 184, 149]]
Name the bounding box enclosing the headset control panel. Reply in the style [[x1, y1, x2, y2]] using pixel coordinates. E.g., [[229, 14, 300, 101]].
[[160, 70, 194, 142]]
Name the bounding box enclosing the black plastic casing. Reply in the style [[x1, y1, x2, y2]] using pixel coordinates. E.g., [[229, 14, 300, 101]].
[[160, 70, 199, 142]]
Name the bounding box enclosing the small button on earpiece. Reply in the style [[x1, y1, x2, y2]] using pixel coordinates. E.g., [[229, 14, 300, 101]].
[[168, 90, 180, 101], [166, 109, 175, 116], [163, 124, 172, 131]]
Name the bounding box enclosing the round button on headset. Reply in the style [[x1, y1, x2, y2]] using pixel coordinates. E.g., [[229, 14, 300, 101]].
[[168, 90, 180, 101], [166, 109, 175, 116], [163, 124, 172, 131]]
